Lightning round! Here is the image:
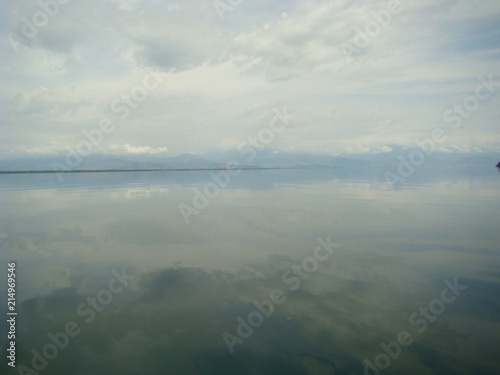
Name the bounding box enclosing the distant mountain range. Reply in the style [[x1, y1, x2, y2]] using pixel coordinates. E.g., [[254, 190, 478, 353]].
[[0, 148, 499, 172], [0, 153, 221, 172]]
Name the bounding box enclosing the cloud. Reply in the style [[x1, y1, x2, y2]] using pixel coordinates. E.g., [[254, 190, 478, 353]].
[[9, 87, 91, 117], [111, 144, 169, 155], [1, 0, 500, 156]]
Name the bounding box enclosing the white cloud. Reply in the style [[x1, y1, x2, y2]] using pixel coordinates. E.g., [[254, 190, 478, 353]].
[[1, 0, 499, 156], [111, 144, 169, 154]]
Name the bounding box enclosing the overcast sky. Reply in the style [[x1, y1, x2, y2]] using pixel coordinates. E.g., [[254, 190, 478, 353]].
[[1, 0, 499, 157]]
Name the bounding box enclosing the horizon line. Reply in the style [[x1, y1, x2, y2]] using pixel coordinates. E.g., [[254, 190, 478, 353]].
[[0, 166, 342, 175]]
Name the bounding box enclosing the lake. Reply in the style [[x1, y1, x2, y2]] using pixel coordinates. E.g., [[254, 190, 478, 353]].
[[1, 167, 499, 375]]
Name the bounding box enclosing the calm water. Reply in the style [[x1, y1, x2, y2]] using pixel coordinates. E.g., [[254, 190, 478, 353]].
[[0, 168, 499, 375]]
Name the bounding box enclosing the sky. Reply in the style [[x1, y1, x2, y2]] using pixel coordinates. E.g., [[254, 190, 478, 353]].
[[0, 0, 499, 158]]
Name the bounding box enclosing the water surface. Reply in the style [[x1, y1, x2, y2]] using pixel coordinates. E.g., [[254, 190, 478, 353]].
[[1, 167, 499, 375]]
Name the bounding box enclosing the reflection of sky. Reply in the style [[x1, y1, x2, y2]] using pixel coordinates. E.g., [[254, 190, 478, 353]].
[[0, 168, 499, 374]]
